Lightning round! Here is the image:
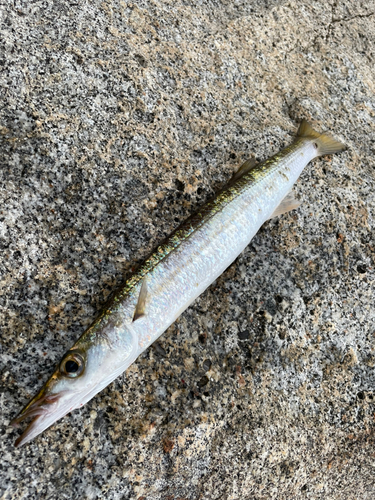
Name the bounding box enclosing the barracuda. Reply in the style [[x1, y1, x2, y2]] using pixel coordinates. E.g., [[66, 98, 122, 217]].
[[11, 120, 345, 446]]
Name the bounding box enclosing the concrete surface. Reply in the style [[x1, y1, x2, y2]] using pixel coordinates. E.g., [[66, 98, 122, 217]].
[[1, 0, 375, 498]]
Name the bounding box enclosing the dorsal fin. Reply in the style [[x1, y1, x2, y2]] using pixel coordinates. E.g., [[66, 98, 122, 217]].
[[231, 158, 258, 182], [132, 279, 148, 322]]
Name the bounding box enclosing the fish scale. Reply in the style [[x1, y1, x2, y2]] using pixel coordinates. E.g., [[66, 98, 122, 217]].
[[11, 120, 345, 446], [85, 140, 309, 351]]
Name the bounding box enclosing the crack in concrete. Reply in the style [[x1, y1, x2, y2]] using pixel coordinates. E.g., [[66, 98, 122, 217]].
[[307, 3, 374, 49], [331, 10, 375, 24], [326, 9, 374, 41]]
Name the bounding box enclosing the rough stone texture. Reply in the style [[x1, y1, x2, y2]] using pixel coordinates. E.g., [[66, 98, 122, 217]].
[[1, 0, 375, 498]]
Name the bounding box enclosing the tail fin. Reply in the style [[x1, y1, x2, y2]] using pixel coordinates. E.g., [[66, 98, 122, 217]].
[[297, 119, 346, 156]]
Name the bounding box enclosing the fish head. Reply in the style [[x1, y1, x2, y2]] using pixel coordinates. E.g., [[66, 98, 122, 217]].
[[11, 327, 137, 447]]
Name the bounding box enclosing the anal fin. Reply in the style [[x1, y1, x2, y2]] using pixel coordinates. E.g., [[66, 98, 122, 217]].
[[268, 191, 301, 219]]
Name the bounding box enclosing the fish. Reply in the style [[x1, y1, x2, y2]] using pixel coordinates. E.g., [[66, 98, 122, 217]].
[[11, 120, 345, 447]]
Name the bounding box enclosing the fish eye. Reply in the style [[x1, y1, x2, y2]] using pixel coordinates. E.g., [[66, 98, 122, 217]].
[[59, 350, 85, 378]]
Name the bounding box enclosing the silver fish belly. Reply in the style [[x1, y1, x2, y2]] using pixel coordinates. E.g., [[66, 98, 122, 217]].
[[11, 120, 345, 446]]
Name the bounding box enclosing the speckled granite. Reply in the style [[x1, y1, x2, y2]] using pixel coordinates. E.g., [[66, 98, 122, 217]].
[[1, 0, 375, 498]]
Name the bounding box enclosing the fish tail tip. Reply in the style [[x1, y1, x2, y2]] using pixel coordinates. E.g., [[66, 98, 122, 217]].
[[297, 119, 346, 155]]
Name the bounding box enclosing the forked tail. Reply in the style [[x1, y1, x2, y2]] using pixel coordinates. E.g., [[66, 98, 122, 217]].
[[297, 119, 346, 156]]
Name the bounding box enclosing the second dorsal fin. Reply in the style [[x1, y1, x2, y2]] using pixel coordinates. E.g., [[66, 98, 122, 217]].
[[231, 158, 258, 182]]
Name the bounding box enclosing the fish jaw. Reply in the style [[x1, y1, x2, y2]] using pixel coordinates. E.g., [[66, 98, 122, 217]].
[[12, 326, 138, 446], [11, 384, 72, 447], [11, 374, 116, 447]]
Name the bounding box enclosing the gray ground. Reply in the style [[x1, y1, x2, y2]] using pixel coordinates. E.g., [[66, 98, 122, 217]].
[[1, 0, 375, 498]]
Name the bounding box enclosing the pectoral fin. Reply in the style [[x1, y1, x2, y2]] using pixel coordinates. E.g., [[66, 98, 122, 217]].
[[268, 191, 301, 219], [132, 279, 148, 322]]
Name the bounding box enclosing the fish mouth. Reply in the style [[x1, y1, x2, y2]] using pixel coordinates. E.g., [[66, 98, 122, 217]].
[[11, 391, 69, 447], [11, 377, 116, 447], [11, 351, 139, 447]]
